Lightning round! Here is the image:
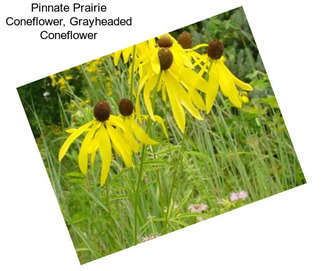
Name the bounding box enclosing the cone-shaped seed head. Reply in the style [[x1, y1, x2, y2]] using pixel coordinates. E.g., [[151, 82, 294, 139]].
[[94, 101, 111, 122], [158, 34, 173, 48], [158, 48, 173, 70], [178, 31, 192, 49], [119, 98, 134, 116], [207, 40, 224, 59]]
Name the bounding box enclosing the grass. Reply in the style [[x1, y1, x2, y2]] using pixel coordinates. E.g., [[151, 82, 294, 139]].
[[17, 7, 305, 264]]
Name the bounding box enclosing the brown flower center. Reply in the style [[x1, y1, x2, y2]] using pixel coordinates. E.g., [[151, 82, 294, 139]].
[[158, 48, 173, 70], [206, 40, 224, 59], [178, 31, 192, 49], [158, 34, 173, 48], [94, 101, 111, 122], [119, 98, 134, 116]]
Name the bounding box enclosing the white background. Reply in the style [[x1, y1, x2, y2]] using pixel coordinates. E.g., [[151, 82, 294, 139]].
[[0, 0, 322, 270]]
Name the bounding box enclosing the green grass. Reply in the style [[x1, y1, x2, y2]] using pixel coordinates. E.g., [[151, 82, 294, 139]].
[[17, 7, 305, 264]]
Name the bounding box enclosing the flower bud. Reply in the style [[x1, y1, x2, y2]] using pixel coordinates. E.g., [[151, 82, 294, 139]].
[[206, 40, 224, 59], [158, 34, 173, 48], [158, 48, 173, 70], [178, 31, 192, 49], [119, 98, 134, 116], [94, 101, 111, 122], [240, 92, 249, 103]]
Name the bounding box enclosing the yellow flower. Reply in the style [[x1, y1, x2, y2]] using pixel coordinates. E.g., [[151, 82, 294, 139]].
[[176, 31, 209, 70], [112, 41, 150, 66], [204, 40, 253, 112], [49, 74, 57, 87], [113, 45, 133, 66], [177, 31, 193, 49], [57, 77, 68, 91], [136, 34, 207, 133], [58, 101, 135, 186], [118, 98, 158, 153]]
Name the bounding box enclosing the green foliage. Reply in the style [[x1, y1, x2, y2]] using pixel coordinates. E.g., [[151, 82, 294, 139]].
[[17, 7, 305, 264]]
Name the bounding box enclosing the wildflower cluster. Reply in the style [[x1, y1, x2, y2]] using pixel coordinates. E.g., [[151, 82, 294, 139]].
[[59, 99, 160, 185], [58, 31, 253, 185], [50, 73, 73, 92], [188, 203, 208, 213], [229, 190, 248, 202]]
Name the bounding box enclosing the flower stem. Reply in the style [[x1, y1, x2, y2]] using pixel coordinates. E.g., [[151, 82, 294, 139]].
[[163, 129, 186, 233], [133, 121, 150, 244], [130, 45, 137, 99]]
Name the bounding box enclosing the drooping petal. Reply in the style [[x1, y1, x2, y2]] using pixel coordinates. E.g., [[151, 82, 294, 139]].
[[177, 68, 207, 110], [218, 63, 242, 108], [124, 117, 141, 152], [221, 61, 253, 91], [107, 126, 134, 168], [130, 116, 157, 145], [90, 147, 97, 165], [168, 71, 203, 121], [206, 64, 219, 113], [88, 131, 99, 165], [164, 72, 186, 133], [233, 75, 253, 91], [58, 120, 94, 161], [141, 114, 168, 138], [153, 115, 169, 138], [78, 122, 100, 174], [97, 126, 112, 186], [113, 50, 122, 66], [109, 115, 127, 131], [135, 74, 150, 119], [151, 51, 161, 74], [122, 46, 133, 64], [143, 75, 159, 121]]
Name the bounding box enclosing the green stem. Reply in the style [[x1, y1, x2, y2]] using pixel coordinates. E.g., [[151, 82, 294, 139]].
[[163, 129, 186, 233], [130, 45, 137, 100], [133, 129, 149, 244]]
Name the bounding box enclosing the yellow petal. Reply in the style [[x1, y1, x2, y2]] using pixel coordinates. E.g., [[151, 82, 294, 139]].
[[168, 71, 203, 121], [164, 72, 186, 133], [124, 118, 141, 152], [135, 74, 150, 120], [130, 117, 157, 145], [188, 88, 205, 111], [218, 63, 242, 108], [153, 115, 169, 138], [241, 95, 249, 103], [88, 130, 99, 165], [123, 46, 133, 64], [190, 43, 209, 51], [58, 120, 93, 161], [109, 115, 127, 131], [177, 69, 206, 110], [113, 50, 122, 66], [222, 63, 253, 91], [97, 126, 112, 186], [151, 51, 161, 74], [78, 123, 100, 174], [143, 75, 159, 121], [65, 128, 77, 134], [178, 66, 207, 93], [90, 149, 97, 165], [107, 126, 134, 168], [206, 64, 219, 113]]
